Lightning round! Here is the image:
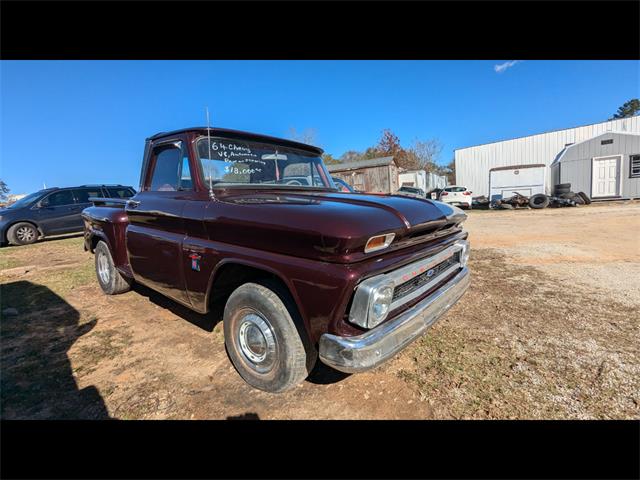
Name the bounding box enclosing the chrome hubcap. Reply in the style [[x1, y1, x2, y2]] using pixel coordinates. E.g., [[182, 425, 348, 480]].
[[97, 252, 110, 284], [16, 226, 35, 242], [237, 311, 277, 373]]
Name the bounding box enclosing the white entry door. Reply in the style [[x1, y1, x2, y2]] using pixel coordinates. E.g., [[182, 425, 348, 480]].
[[592, 156, 621, 198]]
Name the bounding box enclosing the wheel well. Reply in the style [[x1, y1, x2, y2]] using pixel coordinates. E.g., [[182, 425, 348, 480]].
[[208, 262, 314, 352], [90, 235, 103, 252], [208, 263, 281, 310]]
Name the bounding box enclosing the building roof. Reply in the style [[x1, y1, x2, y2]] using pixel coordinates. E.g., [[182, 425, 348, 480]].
[[147, 127, 324, 155], [326, 156, 395, 173], [551, 131, 640, 165], [455, 115, 639, 152]]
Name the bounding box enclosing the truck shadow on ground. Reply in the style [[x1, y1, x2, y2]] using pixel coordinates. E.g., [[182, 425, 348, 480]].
[[132, 283, 222, 333], [0, 281, 110, 419], [306, 361, 351, 385]]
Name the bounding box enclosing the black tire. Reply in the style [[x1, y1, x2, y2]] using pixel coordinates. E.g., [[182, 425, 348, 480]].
[[559, 192, 578, 199], [224, 280, 316, 393], [578, 192, 592, 205], [571, 195, 585, 205], [554, 183, 571, 193], [529, 194, 550, 209], [94, 240, 132, 295], [7, 222, 39, 246]]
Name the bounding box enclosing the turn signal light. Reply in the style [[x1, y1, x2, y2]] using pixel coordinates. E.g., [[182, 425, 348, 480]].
[[364, 233, 395, 253]]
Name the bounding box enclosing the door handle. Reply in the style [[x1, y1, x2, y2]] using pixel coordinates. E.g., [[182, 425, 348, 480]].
[[126, 200, 140, 209]]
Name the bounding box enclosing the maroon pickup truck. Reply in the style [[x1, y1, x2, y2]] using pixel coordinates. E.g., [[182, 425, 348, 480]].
[[82, 127, 470, 392]]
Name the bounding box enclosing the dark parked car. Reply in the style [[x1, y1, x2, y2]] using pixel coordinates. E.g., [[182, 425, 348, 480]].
[[0, 185, 135, 246], [332, 176, 357, 193], [82, 127, 470, 393], [396, 186, 426, 198]]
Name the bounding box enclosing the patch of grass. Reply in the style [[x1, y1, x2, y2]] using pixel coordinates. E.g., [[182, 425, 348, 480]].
[[0, 261, 94, 313], [397, 249, 640, 419], [76, 327, 134, 375], [0, 255, 25, 271]]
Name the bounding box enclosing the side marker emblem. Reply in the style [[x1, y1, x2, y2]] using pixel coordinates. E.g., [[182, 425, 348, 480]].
[[189, 253, 201, 271]]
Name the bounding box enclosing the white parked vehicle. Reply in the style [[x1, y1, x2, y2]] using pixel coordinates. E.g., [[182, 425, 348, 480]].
[[440, 185, 473, 209]]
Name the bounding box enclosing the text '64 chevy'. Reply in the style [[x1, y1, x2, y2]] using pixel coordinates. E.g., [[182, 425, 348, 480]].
[[82, 127, 470, 392]]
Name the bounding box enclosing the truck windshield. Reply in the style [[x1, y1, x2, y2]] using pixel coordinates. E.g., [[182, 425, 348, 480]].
[[197, 137, 335, 189]]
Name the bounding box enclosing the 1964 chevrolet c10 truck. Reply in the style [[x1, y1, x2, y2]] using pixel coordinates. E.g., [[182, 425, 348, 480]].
[[82, 127, 470, 392]]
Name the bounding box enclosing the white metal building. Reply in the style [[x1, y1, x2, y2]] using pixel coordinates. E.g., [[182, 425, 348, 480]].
[[454, 116, 640, 198]]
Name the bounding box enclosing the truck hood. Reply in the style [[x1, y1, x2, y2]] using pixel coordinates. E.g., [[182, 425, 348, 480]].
[[206, 190, 466, 263]]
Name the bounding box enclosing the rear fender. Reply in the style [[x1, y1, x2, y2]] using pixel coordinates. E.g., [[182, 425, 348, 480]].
[[81, 207, 131, 274]]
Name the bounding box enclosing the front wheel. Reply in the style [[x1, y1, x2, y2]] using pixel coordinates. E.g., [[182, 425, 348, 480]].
[[94, 240, 132, 295], [7, 222, 39, 246], [223, 280, 316, 393]]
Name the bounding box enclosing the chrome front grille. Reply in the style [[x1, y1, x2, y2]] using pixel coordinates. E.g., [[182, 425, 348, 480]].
[[387, 243, 465, 311], [392, 251, 460, 303]]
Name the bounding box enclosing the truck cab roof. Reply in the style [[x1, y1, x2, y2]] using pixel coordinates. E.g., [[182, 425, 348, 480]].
[[147, 127, 324, 155]]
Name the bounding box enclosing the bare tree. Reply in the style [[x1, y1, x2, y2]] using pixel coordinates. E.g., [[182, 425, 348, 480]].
[[288, 127, 319, 146], [409, 139, 443, 172], [340, 150, 363, 162]]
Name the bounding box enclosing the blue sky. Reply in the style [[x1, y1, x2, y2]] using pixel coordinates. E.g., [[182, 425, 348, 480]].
[[1, 60, 638, 194]]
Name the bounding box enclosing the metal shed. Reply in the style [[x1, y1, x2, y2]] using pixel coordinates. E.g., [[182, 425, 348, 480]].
[[550, 132, 640, 200], [455, 116, 640, 197], [327, 156, 399, 193]]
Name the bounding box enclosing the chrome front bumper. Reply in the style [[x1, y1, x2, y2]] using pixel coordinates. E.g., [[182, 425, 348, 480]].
[[318, 266, 470, 373]]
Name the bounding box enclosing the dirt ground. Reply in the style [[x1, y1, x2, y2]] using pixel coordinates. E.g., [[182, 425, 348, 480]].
[[1, 201, 639, 419]]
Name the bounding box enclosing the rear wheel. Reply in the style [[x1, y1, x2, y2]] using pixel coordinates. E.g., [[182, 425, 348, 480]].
[[95, 240, 132, 295], [224, 280, 315, 393], [7, 222, 39, 246]]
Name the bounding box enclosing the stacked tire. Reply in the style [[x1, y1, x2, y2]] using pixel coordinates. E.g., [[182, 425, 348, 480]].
[[554, 183, 592, 206]]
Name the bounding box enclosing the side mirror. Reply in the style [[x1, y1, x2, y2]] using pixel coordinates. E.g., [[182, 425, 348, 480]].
[[39, 198, 49, 208]]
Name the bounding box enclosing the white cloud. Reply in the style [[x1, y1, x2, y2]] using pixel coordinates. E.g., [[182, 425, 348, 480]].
[[494, 60, 521, 73]]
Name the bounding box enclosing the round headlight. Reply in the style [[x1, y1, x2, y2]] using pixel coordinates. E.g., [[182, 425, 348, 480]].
[[369, 285, 394, 327]]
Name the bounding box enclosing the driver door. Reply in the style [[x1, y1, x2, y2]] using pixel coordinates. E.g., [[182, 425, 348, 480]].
[[125, 139, 192, 306]]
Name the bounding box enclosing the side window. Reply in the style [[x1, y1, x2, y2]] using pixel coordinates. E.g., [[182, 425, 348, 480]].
[[179, 156, 193, 191], [630, 154, 640, 178], [43, 190, 76, 207], [105, 187, 135, 198], [149, 146, 182, 191], [73, 188, 101, 204]]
